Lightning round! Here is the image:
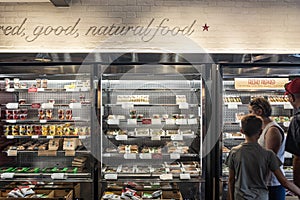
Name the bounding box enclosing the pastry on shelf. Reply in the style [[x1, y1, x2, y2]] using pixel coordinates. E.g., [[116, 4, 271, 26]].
[[179, 129, 194, 135], [105, 147, 118, 153], [181, 161, 199, 168], [183, 167, 201, 175], [140, 146, 162, 154], [167, 146, 189, 154], [150, 129, 165, 136], [118, 145, 139, 154], [169, 167, 182, 174], [107, 129, 127, 136], [119, 165, 135, 174], [165, 130, 179, 136], [135, 128, 149, 136], [151, 165, 167, 174], [136, 166, 151, 174], [164, 161, 181, 168], [103, 166, 118, 173]]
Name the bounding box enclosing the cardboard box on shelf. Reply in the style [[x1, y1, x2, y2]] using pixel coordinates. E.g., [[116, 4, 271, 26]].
[[47, 190, 73, 200]]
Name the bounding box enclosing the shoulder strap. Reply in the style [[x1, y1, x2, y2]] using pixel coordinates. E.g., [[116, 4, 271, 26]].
[[268, 122, 285, 143]]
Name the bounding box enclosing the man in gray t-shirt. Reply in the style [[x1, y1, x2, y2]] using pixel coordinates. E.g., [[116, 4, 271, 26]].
[[225, 114, 300, 200]]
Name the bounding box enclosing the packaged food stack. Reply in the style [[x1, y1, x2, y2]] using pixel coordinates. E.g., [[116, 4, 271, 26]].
[[72, 156, 87, 172], [6, 186, 35, 198], [38, 109, 53, 120], [5, 109, 28, 120], [63, 138, 79, 151], [48, 139, 62, 151], [118, 145, 139, 154]]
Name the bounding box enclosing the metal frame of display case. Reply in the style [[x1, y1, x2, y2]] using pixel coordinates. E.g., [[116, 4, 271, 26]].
[[219, 63, 300, 200], [0, 62, 98, 200], [96, 60, 222, 200], [0, 53, 227, 200]]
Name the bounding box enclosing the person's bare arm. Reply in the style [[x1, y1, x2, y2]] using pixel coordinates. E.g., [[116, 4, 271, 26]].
[[273, 168, 300, 197], [227, 168, 235, 200], [265, 126, 282, 154]]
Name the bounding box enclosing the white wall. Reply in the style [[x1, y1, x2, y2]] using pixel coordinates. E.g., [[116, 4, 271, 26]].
[[1, 0, 300, 53]]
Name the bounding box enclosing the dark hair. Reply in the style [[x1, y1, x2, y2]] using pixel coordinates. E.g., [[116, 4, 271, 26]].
[[249, 97, 272, 117], [241, 114, 263, 137]]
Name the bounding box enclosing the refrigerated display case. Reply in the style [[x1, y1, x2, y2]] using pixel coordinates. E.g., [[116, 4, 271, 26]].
[[0, 63, 96, 199], [97, 59, 222, 200], [0, 53, 224, 200], [220, 63, 300, 199]]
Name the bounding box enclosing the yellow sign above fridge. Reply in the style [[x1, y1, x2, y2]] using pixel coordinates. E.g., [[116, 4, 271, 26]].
[[234, 78, 289, 90]]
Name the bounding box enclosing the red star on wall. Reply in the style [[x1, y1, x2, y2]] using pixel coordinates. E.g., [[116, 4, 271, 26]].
[[202, 23, 209, 31]]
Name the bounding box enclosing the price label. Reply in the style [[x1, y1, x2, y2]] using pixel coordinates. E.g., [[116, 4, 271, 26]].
[[152, 118, 161, 125], [180, 173, 191, 180], [80, 87, 89, 92], [115, 135, 128, 141], [31, 103, 41, 109], [6, 120, 17, 123], [124, 153, 136, 159], [159, 174, 173, 180], [179, 102, 189, 109], [127, 119, 137, 125], [32, 135, 39, 139], [28, 88, 38, 93], [6, 135, 14, 139], [6, 88, 15, 92], [227, 103, 238, 109], [107, 119, 119, 125], [165, 119, 175, 125], [104, 153, 111, 157], [121, 102, 134, 109], [40, 120, 47, 123], [104, 174, 118, 180], [51, 173, 66, 180], [7, 150, 17, 156], [171, 134, 183, 141], [37, 88, 44, 92], [6, 103, 18, 109], [79, 135, 87, 139], [47, 136, 54, 139], [142, 119, 152, 124], [1, 173, 15, 179], [188, 118, 197, 125], [41, 103, 53, 109], [69, 103, 81, 109], [139, 153, 152, 159], [176, 119, 187, 125], [151, 135, 161, 141], [284, 103, 293, 109], [66, 88, 75, 92], [170, 153, 180, 159]]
